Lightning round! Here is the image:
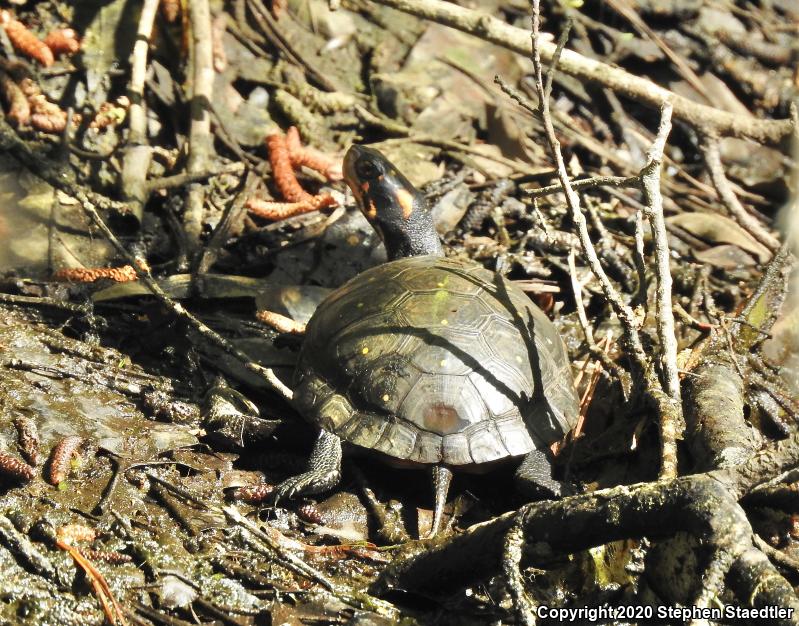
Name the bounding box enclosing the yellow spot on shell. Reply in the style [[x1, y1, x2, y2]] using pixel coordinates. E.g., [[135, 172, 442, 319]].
[[284, 288, 301, 304], [357, 302, 364, 308], [515, 355, 523, 363], [440, 319, 448, 325], [437, 282, 444, 288], [382, 394, 390, 402], [439, 359, 447, 367], [362, 347, 369, 355]]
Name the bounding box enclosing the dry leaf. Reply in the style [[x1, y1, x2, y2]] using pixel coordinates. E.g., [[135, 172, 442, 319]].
[[666, 212, 772, 262]]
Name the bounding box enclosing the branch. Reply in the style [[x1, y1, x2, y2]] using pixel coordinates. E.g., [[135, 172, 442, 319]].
[[499, 1, 685, 477], [120, 0, 159, 223], [184, 0, 216, 259], [526, 173, 639, 197], [640, 103, 682, 407], [368, 0, 793, 143]]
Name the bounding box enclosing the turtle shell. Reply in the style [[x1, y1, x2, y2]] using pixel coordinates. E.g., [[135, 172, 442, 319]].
[[293, 255, 579, 466]]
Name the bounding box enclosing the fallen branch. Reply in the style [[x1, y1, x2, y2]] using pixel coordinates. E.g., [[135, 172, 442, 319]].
[[369, 0, 793, 143], [527, 173, 638, 197]]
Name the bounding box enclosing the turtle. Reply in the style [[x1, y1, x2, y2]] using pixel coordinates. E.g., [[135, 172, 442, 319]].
[[272, 145, 580, 535]]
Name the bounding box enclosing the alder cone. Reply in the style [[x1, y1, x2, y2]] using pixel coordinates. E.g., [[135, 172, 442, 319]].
[[0, 12, 54, 67], [43, 29, 80, 56], [0, 451, 35, 482]]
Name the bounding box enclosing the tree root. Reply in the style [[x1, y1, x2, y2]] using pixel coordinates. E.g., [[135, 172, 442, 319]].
[[372, 433, 799, 619]]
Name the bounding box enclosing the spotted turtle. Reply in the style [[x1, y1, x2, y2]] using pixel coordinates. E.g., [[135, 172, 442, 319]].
[[273, 145, 579, 535]]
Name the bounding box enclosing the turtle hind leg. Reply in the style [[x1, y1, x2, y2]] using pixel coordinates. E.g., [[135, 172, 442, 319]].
[[428, 465, 453, 537], [271, 429, 343, 503], [513, 447, 567, 499]]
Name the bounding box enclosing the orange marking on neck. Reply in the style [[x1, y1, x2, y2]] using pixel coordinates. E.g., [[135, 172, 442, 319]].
[[396, 189, 414, 219], [366, 200, 377, 219], [361, 181, 369, 193]]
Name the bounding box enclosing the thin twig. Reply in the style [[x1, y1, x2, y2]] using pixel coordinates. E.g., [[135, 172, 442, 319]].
[[633, 209, 647, 308], [543, 17, 571, 103], [527, 173, 639, 197], [568, 248, 593, 346], [639, 103, 683, 479], [57, 538, 129, 626], [701, 135, 781, 252], [145, 162, 245, 193]]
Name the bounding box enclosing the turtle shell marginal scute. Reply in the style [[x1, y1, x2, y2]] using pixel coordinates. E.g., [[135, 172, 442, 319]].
[[294, 255, 580, 466]]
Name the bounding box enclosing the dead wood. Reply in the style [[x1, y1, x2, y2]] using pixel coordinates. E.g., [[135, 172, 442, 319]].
[[368, 0, 794, 143], [373, 433, 799, 613]]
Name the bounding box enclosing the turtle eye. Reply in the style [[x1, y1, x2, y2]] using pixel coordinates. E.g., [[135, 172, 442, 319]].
[[355, 158, 380, 180]]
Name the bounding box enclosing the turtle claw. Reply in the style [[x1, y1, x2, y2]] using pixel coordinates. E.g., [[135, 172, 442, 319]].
[[270, 430, 343, 506], [270, 476, 307, 505], [270, 469, 341, 506]]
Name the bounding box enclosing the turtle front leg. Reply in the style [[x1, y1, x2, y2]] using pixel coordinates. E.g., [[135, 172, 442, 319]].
[[271, 429, 343, 503], [513, 447, 564, 499]]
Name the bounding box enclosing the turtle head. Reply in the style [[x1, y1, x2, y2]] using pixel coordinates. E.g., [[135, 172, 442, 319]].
[[343, 145, 443, 260]]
